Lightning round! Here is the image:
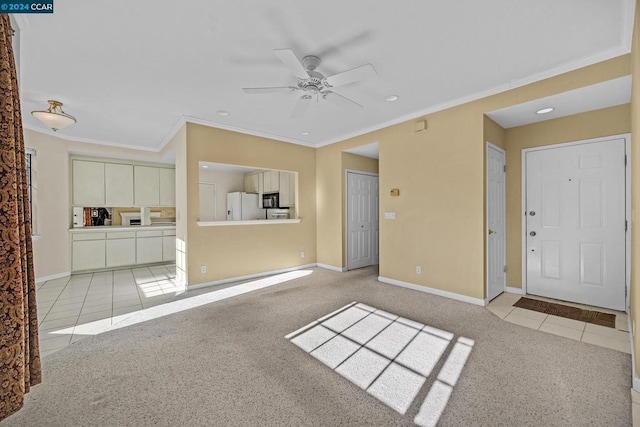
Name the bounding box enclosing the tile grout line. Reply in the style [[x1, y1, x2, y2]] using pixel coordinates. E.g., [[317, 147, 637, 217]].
[[38, 276, 73, 325]]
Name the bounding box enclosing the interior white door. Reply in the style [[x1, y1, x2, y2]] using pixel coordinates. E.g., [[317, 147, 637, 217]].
[[487, 144, 506, 301], [526, 138, 626, 310], [347, 172, 379, 270]]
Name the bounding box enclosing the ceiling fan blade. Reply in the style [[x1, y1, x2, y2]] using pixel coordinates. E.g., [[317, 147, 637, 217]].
[[323, 91, 363, 109], [242, 86, 298, 94], [292, 95, 312, 118], [274, 48, 309, 80], [325, 64, 376, 87]]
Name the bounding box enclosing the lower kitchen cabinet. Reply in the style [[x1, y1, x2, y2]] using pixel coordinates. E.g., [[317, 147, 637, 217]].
[[162, 236, 176, 261], [70, 227, 175, 272], [72, 240, 106, 271], [136, 236, 164, 264], [106, 238, 136, 267]]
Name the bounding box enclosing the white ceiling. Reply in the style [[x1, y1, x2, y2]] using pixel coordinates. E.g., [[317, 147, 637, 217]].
[[487, 76, 632, 128], [345, 142, 379, 160], [15, 0, 634, 151]]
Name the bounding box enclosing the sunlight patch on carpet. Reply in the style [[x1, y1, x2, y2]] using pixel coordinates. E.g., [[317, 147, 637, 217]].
[[286, 302, 474, 426]]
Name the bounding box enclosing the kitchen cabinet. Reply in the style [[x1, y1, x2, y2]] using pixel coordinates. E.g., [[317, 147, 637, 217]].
[[136, 230, 164, 264], [279, 171, 295, 207], [72, 239, 106, 271], [70, 227, 176, 272], [263, 170, 279, 193], [106, 237, 136, 267], [105, 163, 134, 206], [73, 160, 105, 206], [159, 168, 175, 206], [244, 172, 262, 194], [134, 166, 160, 206], [162, 235, 176, 261]]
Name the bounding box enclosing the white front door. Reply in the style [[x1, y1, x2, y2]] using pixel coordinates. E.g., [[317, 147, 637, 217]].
[[487, 144, 506, 301], [347, 171, 379, 270], [525, 138, 626, 310]]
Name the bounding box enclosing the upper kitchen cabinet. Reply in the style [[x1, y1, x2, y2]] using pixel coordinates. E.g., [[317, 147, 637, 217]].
[[244, 172, 262, 194], [73, 160, 105, 206], [159, 168, 175, 206], [279, 171, 295, 207], [134, 166, 160, 206], [105, 163, 134, 206], [263, 170, 279, 193]]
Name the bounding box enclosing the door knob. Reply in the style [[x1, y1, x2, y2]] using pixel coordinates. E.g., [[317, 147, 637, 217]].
[[530, 231, 536, 236], [529, 211, 536, 216], [488, 229, 496, 235]]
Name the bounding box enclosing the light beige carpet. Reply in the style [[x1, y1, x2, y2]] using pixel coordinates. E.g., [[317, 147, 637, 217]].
[[3, 267, 631, 426]]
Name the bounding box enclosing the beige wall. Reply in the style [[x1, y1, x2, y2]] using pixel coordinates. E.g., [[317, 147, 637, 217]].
[[198, 168, 245, 221], [24, 129, 170, 280], [316, 55, 630, 301], [503, 105, 631, 288], [483, 116, 506, 150], [341, 152, 379, 266], [184, 123, 316, 286], [630, 0, 640, 379]]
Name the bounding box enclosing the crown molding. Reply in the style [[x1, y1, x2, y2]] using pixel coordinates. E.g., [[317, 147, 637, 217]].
[[23, 124, 159, 152]]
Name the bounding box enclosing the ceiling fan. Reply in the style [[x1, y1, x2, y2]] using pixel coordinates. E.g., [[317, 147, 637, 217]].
[[242, 48, 376, 118]]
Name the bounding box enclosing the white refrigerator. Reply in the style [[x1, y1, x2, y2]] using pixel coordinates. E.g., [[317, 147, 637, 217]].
[[226, 192, 262, 220]]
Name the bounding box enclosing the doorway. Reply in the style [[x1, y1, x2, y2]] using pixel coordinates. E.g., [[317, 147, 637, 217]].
[[523, 136, 628, 311], [346, 170, 379, 270], [486, 143, 506, 301]]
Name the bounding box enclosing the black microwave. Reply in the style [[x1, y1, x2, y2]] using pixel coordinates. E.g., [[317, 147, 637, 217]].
[[262, 193, 279, 208]]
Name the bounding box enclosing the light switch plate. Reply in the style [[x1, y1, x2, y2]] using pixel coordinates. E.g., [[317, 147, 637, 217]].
[[384, 211, 397, 220]]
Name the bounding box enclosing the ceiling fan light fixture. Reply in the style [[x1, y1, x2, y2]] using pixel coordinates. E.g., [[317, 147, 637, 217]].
[[216, 110, 230, 116], [385, 95, 399, 102], [536, 107, 555, 114], [31, 100, 76, 131]]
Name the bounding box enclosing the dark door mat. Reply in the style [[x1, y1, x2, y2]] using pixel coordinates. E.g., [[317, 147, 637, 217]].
[[513, 297, 616, 329]]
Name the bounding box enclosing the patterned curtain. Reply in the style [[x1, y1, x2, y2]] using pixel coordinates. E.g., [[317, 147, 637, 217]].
[[0, 15, 41, 421]]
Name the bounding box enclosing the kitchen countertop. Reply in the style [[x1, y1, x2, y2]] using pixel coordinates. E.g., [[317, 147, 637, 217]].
[[69, 224, 176, 232]]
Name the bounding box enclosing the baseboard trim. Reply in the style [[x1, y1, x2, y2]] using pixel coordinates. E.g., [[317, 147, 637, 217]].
[[36, 271, 70, 283], [378, 276, 486, 307], [317, 263, 346, 272], [505, 287, 525, 295], [187, 263, 318, 291], [629, 315, 640, 393]]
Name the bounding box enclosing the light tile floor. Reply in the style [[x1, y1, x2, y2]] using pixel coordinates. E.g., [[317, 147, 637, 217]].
[[36, 264, 178, 357], [486, 292, 630, 354]]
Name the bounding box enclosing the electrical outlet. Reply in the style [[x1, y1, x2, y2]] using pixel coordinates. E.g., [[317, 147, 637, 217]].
[[300, 251, 305, 258], [200, 265, 207, 273], [416, 266, 421, 274]]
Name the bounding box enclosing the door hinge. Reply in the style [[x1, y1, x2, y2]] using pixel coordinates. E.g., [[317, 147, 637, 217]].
[[625, 155, 627, 166], [626, 220, 628, 232], [503, 165, 506, 173], [503, 266, 507, 273]]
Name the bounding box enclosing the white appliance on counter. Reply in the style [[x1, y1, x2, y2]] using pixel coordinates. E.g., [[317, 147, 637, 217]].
[[227, 192, 262, 221], [73, 207, 84, 227]]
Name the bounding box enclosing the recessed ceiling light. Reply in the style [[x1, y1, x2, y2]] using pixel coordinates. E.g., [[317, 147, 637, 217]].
[[202, 165, 209, 168], [301, 131, 310, 136], [536, 107, 555, 114], [385, 95, 399, 102], [216, 110, 230, 116]]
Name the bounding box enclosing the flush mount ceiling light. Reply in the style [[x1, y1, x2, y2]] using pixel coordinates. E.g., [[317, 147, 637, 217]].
[[301, 131, 310, 136], [31, 100, 77, 131], [216, 110, 230, 116], [536, 107, 555, 114], [385, 95, 399, 102]]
